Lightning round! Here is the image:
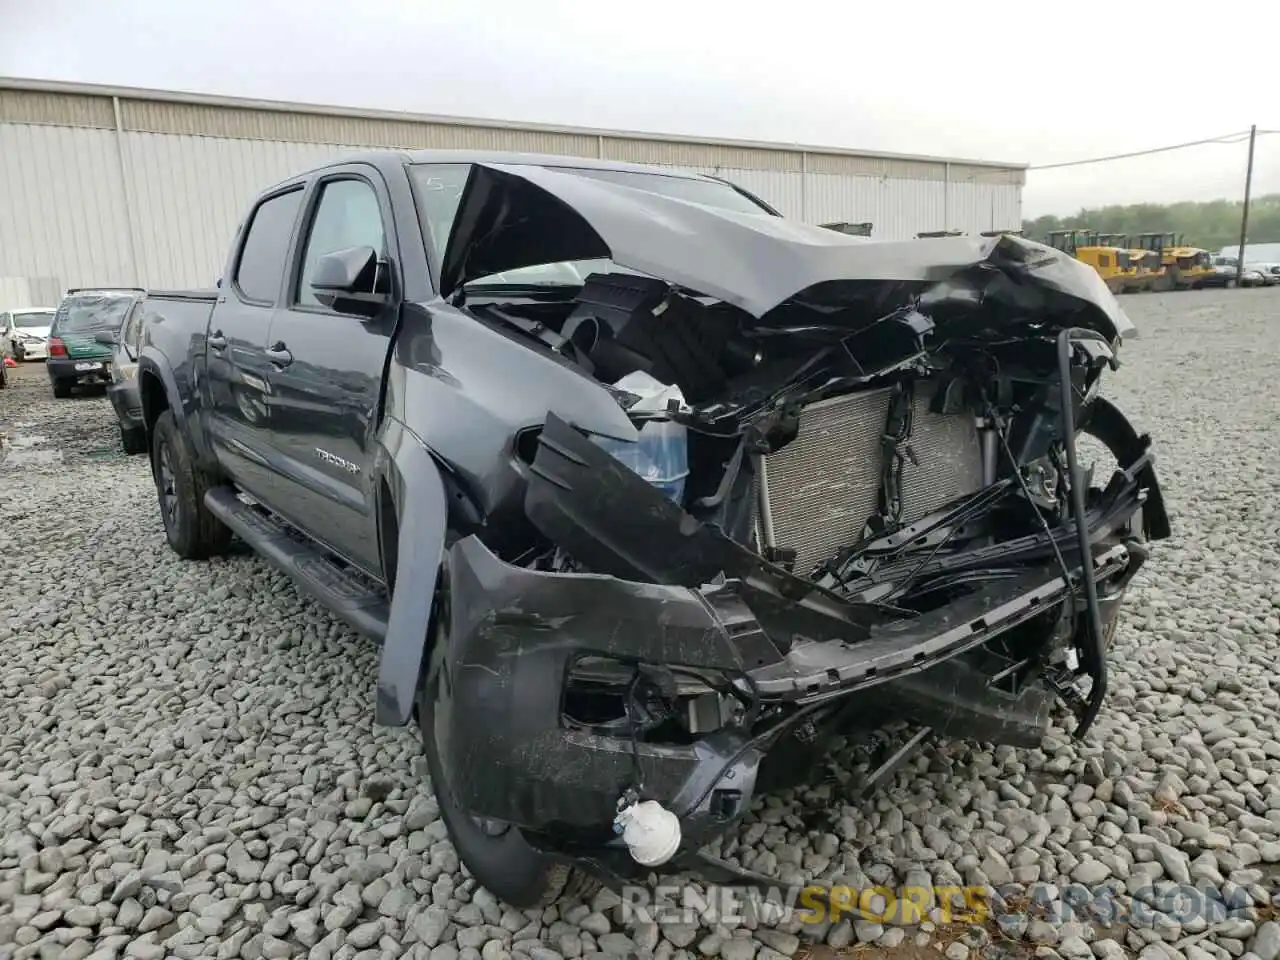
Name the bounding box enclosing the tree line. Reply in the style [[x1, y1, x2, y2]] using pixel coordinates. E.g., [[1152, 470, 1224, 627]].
[[1022, 193, 1280, 252]]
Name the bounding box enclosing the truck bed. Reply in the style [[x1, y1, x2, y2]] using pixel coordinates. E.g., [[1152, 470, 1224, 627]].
[[145, 289, 220, 302]]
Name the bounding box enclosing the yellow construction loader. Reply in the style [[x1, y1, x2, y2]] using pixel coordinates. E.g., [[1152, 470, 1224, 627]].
[[1046, 230, 1130, 293], [1134, 232, 1214, 290], [1095, 233, 1163, 293]]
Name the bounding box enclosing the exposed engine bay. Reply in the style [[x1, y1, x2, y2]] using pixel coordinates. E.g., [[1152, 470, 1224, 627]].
[[429, 185, 1171, 886]]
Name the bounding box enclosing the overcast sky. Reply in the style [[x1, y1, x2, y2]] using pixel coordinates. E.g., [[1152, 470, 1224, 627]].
[[2, 0, 1276, 218]]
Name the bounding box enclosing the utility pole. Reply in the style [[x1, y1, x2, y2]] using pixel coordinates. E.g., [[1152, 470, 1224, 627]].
[[1236, 124, 1257, 286]]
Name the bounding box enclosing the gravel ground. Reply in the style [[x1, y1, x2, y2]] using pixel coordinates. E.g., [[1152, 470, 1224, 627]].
[[2, 288, 1280, 960]]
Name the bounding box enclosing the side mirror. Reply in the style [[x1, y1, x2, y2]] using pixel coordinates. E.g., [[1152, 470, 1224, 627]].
[[311, 246, 389, 318], [95, 330, 118, 346]]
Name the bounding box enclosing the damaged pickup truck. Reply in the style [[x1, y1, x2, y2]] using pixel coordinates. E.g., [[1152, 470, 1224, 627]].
[[135, 150, 1169, 907]]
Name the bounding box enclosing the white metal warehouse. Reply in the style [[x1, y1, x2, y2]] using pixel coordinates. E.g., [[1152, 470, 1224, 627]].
[[0, 77, 1026, 303]]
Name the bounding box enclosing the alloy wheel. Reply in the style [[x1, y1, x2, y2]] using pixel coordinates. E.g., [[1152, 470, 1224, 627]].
[[157, 442, 179, 532]]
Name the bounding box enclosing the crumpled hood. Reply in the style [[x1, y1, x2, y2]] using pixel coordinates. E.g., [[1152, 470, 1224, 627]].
[[441, 162, 1137, 341], [14, 326, 51, 340]]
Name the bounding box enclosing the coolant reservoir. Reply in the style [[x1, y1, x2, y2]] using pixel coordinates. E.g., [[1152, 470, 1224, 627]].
[[593, 372, 690, 504], [593, 419, 689, 504]]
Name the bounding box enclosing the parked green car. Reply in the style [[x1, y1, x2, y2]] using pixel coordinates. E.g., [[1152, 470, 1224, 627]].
[[46, 288, 145, 398]]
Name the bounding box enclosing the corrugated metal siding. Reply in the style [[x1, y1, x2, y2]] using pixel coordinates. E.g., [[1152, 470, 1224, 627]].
[[0, 276, 63, 310], [0, 89, 114, 128], [121, 99, 600, 156], [0, 84, 1024, 289], [0, 124, 133, 287], [121, 133, 370, 287], [602, 137, 800, 173], [803, 174, 946, 240], [947, 181, 1023, 235]]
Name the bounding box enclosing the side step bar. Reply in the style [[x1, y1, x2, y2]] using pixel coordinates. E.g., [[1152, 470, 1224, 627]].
[[204, 488, 390, 642]]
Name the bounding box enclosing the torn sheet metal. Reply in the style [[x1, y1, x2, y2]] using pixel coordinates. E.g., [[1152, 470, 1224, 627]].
[[439, 162, 1136, 341]]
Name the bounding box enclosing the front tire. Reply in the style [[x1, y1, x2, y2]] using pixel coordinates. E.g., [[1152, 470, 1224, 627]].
[[150, 409, 232, 559], [13, 342, 24, 362], [418, 595, 601, 909]]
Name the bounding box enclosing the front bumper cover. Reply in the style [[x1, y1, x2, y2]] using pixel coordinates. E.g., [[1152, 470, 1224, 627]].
[[427, 414, 1162, 880], [431, 412, 1165, 873], [439, 534, 1134, 862]]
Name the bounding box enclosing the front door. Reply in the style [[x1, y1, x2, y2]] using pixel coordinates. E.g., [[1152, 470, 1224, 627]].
[[204, 184, 306, 501], [260, 168, 398, 576]]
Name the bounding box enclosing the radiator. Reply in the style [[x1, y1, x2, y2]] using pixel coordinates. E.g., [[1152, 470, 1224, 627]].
[[760, 383, 984, 574]]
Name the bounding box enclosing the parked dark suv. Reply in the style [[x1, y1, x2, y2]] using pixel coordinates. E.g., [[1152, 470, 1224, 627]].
[[46, 288, 145, 398]]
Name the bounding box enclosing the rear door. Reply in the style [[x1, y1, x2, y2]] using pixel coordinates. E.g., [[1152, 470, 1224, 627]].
[[258, 165, 399, 576], [204, 184, 306, 500]]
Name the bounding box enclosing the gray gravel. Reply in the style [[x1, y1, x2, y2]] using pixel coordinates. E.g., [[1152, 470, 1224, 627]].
[[3, 288, 1280, 960]]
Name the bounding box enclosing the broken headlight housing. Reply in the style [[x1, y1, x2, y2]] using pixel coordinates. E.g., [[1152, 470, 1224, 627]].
[[564, 656, 750, 740]]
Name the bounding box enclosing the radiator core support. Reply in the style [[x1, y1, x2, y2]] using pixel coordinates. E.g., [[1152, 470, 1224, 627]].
[[760, 383, 985, 575]]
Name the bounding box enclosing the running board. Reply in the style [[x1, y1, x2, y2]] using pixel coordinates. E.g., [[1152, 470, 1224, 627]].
[[204, 488, 390, 642]]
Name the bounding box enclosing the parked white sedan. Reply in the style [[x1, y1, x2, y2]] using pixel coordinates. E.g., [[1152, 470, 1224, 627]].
[[1, 307, 56, 361]]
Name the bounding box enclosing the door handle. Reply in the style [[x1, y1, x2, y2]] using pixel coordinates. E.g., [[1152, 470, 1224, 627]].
[[207, 331, 227, 350], [265, 343, 293, 367]]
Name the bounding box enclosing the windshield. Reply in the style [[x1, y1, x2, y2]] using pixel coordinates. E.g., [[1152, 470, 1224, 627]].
[[410, 162, 774, 289], [54, 296, 133, 333], [14, 311, 54, 328]]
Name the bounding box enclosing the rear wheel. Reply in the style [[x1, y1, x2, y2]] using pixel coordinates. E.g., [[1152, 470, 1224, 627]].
[[150, 409, 232, 559], [52, 378, 72, 398], [418, 590, 601, 909]]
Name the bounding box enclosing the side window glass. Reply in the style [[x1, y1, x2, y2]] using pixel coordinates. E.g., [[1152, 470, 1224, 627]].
[[296, 179, 386, 308], [412, 164, 471, 259], [234, 188, 305, 303]]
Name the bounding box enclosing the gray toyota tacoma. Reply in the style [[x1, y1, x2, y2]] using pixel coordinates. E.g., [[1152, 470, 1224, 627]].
[[135, 149, 1169, 907]]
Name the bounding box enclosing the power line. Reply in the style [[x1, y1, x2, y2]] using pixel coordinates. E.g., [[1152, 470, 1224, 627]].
[[1029, 130, 1260, 171]]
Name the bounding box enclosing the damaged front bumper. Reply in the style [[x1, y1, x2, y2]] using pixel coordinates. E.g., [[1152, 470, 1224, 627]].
[[429, 410, 1166, 880], [438, 534, 1135, 877]]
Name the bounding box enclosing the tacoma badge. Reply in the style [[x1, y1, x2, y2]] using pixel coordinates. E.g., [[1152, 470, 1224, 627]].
[[314, 447, 360, 475]]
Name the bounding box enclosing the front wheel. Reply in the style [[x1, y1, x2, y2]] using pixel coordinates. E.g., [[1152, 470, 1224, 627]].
[[150, 409, 232, 559], [13, 342, 24, 362], [417, 594, 601, 909]]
